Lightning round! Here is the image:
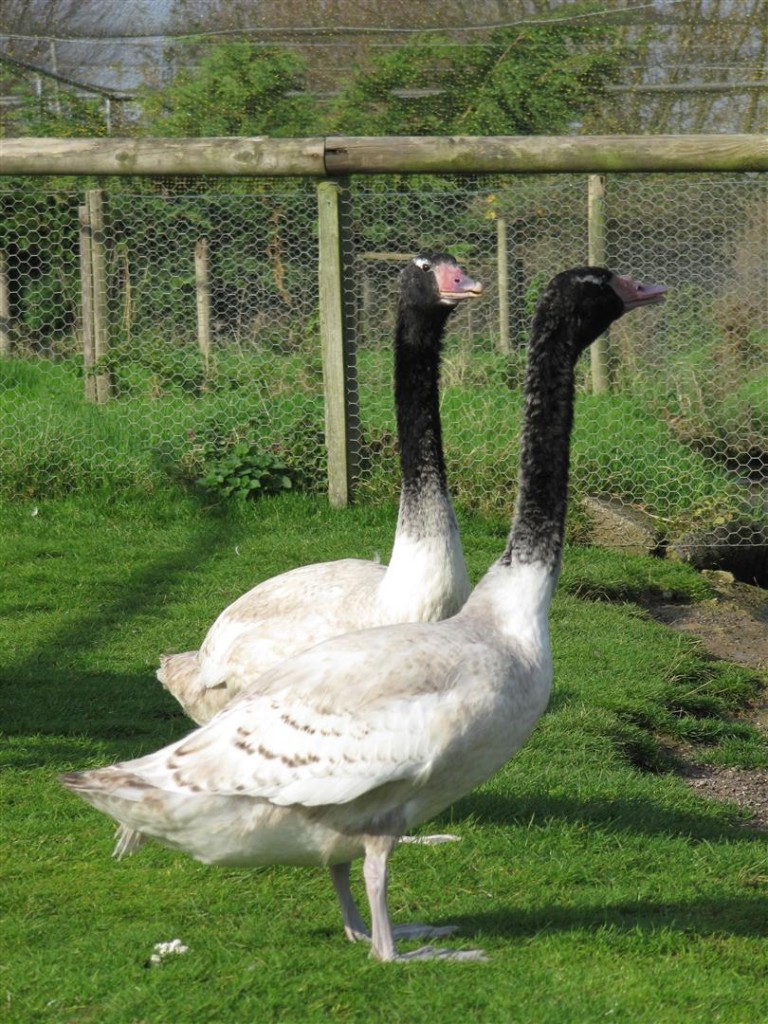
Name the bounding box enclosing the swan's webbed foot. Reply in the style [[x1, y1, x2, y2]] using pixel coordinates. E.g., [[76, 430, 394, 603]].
[[399, 833, 460, 846], [356, 923, 461, 944], [391, 923, 459, 941], [388, 944, 488, 963]]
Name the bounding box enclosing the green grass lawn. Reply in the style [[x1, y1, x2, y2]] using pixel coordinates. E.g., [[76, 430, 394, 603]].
[[1, 491, 767, 1024]]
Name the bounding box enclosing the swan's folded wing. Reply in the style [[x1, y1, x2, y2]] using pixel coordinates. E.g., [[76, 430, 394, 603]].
[[127, 624, 469, 809], [190, 559, 385, 694]]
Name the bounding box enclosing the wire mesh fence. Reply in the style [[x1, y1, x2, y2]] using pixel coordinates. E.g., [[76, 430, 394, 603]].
[[0, 172, 765, 563]]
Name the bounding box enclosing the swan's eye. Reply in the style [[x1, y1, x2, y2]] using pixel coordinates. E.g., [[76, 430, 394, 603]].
[[413, 256, 432, 272]]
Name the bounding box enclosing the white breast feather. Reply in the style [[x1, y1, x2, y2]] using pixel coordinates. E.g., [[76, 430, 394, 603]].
[[377, 528, 469, 623]]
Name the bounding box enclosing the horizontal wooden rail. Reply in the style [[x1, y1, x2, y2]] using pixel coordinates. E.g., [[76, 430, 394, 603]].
[[0, 136, 327, 177], [0, 134, 766, 177], [324, 135, 768, 174]]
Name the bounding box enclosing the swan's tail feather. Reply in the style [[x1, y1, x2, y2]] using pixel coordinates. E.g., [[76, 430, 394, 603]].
[[61, 768, 174, 849], [156, 650, 215, 723], [157, 649, 199, 694], [113, 824, 147, 859], [60, 767, 152, 802]]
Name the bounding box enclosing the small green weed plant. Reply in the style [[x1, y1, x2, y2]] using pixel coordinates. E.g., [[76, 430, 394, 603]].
[[180, 423, 296, 502], [199, 442, 294, 501]]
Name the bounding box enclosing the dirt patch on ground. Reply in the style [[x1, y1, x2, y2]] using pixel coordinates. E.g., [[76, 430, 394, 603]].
[[645, 571, 768, 830], [649, 572, 768, 673], [680, 764, 768, 829]]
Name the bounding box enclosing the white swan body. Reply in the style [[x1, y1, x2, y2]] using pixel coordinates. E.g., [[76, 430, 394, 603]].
[[70, 588, 552, 869], [63, 268, 666, 962], [174, 510, 468, 720]]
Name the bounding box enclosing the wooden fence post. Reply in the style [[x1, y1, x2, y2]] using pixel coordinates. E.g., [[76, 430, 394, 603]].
[[0, 251, 10, 357], [588, 173, 610, 393], [496, 215, 511, 354], [195, 237, 211, 376], [119, 246, 132, 337], [78, 204, 97, 402], [86, 189, 113, 403], [317, 179, 360, 508]]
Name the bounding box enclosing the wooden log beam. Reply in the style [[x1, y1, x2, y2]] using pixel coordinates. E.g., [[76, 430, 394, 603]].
[[324, 135, 768, 175], [0, 136, 327, 176], [0, 134, 766, 177]]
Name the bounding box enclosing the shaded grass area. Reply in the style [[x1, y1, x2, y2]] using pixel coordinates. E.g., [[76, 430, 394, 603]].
[[2, 491, 767, 1024]]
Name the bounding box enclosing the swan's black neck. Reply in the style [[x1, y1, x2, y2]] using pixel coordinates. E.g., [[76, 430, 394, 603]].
[[493, 266, 660, 579], [394, 301, 453, 527], [500, 321, 576, 574], [500, 292, 615, 575]]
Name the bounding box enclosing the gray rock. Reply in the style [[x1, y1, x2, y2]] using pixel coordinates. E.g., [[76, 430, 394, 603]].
[[582, 495, 662, 556]]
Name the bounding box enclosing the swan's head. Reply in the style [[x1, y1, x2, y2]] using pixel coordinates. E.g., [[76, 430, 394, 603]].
[[537, 267, 667, 354], [404, 252, 484, 309]]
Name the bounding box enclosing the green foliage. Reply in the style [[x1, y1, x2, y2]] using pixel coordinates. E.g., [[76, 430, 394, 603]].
[[0, 360, 160, 499], [119, 341, 207, 398], [178, 419, 296, 502], [630, 284, 768, 473], [140, 41, 314, 138], [199, 441, 294, 501], [330, 9, 625, 135], [108, 187, 318, 343], [572, 393, 748, 528], [275, 414, 328, 493], [0, 190, 81, 349], [560, 545, 714, 604], [1, 70, 111, 139], [3, 343, 753, 545]]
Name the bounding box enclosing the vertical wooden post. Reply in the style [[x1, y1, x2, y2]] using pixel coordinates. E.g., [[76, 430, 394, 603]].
[[0, 251, 10, 357], [120, 248, 132, 338], [317, 179, 360, 508], [361, 266, 373, 340], [87, 189, 112, 403], [79, 204, 97, 402], [335, 182, 360, 494], [496, 215, 511, 354], [588, 174, 610, 393], [195, 237, 211, 376]]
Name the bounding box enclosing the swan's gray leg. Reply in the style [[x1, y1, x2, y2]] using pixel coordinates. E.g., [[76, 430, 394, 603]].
[[330, 862, 369, 942], [330, 860, 459, 944], [362, 837, 398, 961], [362, 836, 486, 962]]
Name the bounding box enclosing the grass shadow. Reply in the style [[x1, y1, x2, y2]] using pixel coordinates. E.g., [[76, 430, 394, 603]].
[[1, 670, 191, 760], [448, 894, 768, 941], [1, 507, 246, 744], [437, 788, 762, 842]]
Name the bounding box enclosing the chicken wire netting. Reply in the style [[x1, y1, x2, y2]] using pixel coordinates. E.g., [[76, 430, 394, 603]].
[[0, 173, 766, 565]]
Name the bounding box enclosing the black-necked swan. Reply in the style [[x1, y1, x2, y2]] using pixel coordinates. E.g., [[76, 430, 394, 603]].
[[158, 252, 482, 726], [61, 268, 667, 962]]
